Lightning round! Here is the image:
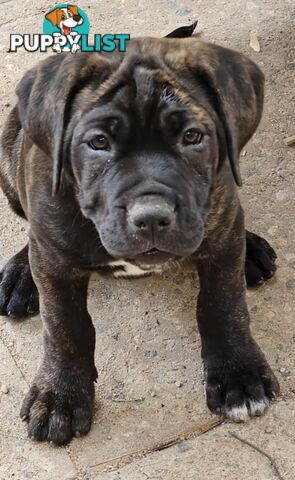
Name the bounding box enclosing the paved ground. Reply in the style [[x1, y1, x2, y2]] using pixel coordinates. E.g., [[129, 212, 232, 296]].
[[0, 1, 294, 479]]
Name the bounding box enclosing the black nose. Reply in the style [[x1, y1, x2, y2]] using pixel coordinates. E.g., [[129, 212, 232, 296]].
[[128, 196, 175, 234], [73, 14, 81, 21]]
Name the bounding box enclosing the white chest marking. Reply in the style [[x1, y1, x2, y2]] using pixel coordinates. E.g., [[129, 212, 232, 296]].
[[108, 260, 150, 278]]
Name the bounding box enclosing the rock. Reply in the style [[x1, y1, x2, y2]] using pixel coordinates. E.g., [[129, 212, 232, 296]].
[[276, 190, 288, 201], [250, 33, 261, 52], [265, 426, 273, 434], [177, 441, 191, 452], [286, 278, 295, 289], [176, 8, 192, 16], [167, 0, 178, 9], [144, 350, 157, 358], [0, 384, 9, 394]]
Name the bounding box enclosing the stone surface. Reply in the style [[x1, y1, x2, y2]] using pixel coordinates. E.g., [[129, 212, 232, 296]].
[[0, 1, 294, 479], [0, 338, 76, 480], [97, 399, 295, 480]]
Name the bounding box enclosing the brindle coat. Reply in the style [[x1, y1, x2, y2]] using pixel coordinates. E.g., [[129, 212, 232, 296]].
[[0, 36, 279, 445]]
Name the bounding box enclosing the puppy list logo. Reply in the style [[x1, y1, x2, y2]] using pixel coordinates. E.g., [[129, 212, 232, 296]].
[[43, 4, 90, 53], [10, 3, 130, 54]]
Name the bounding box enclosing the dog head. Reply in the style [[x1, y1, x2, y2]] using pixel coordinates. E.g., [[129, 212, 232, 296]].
[[16, 38, 264, 264], [45, 5, 83, 35]]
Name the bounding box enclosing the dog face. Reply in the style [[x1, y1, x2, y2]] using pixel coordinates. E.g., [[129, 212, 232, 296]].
[[45, 5, 83, 35], [16, 38, 264, 264], [71, 66, 218, 262]]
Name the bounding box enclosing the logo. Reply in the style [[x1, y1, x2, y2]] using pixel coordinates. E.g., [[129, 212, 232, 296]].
[[43, 4, 90, 53], [10, 3, 130, 54]]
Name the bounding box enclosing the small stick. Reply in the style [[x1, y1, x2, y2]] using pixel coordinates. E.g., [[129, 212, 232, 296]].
[[284, 135, 295, 146], [230, 432, 285, 480], [90, 418, 223, 470]]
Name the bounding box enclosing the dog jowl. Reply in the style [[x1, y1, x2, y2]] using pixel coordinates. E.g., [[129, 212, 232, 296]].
[[0, 37, 279, 445]]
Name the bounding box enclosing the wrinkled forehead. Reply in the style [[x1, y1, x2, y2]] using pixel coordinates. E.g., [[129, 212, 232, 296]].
[[69, 51, 216, 135], [94, 63, 213, 128], [105, 67, 187, 123]]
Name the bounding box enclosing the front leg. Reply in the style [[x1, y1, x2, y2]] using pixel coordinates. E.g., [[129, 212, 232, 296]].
[[21, 240, 96, 445], [196, 209, 279, 422]]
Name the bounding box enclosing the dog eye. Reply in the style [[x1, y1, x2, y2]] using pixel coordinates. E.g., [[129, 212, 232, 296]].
[[88, 135, 109, 151], [183, 129, 203, 145]]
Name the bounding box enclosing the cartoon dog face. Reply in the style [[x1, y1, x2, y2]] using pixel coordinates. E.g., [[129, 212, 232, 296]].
[[45, 5, 83, 35]]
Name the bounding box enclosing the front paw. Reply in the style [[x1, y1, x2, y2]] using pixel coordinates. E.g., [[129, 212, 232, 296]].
[[20, 369, 95, 445], [52, 44, 62, 54], [245, 231, 277, 287], [205, 351, 279, 422], [71, 44, 80, 53], [0, 250, 39, 318]]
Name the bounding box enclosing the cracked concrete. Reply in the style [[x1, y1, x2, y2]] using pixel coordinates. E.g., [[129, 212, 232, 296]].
[[0, 0, 294, 479]]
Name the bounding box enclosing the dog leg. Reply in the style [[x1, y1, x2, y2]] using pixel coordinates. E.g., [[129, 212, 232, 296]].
[[196, 208, 279, 422], [0, 244, 39, 317], [21, 239, 96, 445], [245, 230, 277, 287]]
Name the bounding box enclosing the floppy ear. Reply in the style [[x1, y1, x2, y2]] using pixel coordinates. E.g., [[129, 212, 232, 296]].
[[181, 42, 264, 186], [16, 54, 116, 194], [68, 5, 79, 16], [45, 9, 59, 26], [166, 21, 198, 38]]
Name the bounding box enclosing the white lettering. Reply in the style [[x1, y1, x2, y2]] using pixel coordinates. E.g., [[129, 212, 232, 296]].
[[23, 34, 39, 52], [10, 34, 24, 52], [40, 35, 53, 52]]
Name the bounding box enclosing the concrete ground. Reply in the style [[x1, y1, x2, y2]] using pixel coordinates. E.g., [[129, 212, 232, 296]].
[[0, 0, 294, 479]]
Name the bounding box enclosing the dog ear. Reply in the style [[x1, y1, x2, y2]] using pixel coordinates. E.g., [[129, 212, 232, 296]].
[[16, 54, 116, 194], [165, 21, 198, 39], [45, 9, 59, 26], [68, 5, 79, 16], [176, 42, 264, 186]]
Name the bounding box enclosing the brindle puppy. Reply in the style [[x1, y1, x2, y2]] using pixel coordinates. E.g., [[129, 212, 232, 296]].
[[0, 36, 279, 445]]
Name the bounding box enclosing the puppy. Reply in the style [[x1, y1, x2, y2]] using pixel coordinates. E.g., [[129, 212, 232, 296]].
[[45, 4, 83, 53], [0, 36, 279, 445], [45, 5, 83, 36]]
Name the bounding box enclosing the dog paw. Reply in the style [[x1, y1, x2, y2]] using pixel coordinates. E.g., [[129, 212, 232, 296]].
[[71, 44, 80, 54], [52, 44, 62, 54], [245, 231, 277, 287], [205, 354, 279, 422], [0, 248, 39, 318], [20, 372, 94, 445]]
